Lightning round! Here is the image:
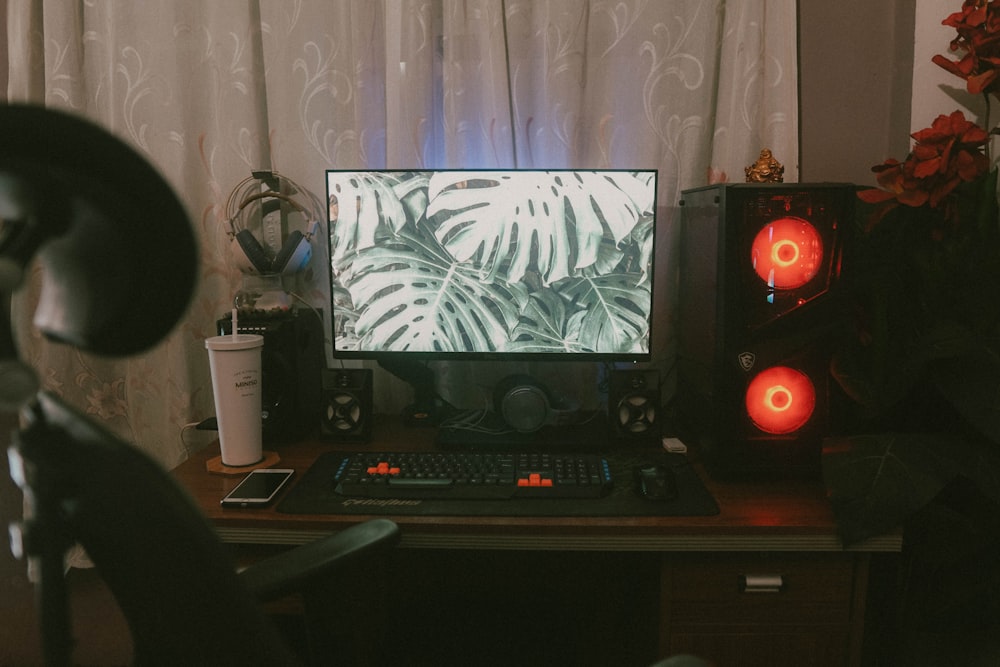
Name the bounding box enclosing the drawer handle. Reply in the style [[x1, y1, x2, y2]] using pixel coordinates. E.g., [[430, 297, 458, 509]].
[[739, 574, 784, 593]]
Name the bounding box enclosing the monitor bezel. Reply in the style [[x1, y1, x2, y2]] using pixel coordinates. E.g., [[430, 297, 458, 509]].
[[325, 168, 658, 363]]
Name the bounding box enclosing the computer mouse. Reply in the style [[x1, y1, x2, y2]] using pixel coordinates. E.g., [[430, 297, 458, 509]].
[[633, 463, 678, 501]]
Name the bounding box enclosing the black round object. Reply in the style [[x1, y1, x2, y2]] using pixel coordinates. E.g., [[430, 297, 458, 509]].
[[493, 374, 551, 433], [0, 104, 198, 356]]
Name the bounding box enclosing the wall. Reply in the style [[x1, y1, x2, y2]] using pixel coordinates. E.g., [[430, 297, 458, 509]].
[[911, 0, 990, 131], [798, 0, 915, 184], [799, 1, 991, 184]]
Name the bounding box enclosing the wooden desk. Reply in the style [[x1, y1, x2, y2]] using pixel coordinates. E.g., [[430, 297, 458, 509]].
[[173, 421, 901, 666]]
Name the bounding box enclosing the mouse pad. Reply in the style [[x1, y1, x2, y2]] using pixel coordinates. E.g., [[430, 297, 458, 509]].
[[276, 450, 720, 517]]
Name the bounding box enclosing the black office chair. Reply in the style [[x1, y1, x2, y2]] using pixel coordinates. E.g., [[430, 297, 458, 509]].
[[0, 104, 400, 666], [12, 390, 400, 667]]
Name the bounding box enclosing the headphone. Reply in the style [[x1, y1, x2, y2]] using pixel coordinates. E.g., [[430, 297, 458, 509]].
[[225, 179, 317, 276], [492, 374, 581, 433]]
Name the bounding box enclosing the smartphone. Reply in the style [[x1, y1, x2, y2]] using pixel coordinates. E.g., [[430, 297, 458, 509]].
[[220, 468, 295, 508]]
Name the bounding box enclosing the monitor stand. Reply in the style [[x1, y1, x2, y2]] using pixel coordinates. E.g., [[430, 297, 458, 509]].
[[435, 409, 611, 451]]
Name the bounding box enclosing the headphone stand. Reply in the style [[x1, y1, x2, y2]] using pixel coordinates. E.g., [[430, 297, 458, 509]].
[[233, 273, 292, 311]]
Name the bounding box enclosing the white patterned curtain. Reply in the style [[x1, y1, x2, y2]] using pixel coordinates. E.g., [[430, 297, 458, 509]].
[[6, 0, 798, 467]]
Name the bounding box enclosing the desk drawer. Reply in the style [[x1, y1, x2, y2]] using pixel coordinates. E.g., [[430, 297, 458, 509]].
[[660, 553, 865, 666], [664, 552, 857, 625]]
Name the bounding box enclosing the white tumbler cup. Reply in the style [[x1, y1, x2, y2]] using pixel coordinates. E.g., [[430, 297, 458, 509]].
[[205, 333, 265, 466]]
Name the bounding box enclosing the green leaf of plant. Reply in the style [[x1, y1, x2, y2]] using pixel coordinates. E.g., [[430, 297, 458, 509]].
[[507, 289, 585, 353], [559, 273, 651, 353], [426, 171, 652, 285], [338, 229, 526, 352], [823, 431, 1000, 545], [328, 171, 425, 261], [928, 343, 1000, 446]]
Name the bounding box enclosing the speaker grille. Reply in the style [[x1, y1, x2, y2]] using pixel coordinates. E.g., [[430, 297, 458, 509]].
[[325, 392, 365, 432], [615, 394, 657, 434], [609, 369, 659, 442], [320, 368, 373, 441]]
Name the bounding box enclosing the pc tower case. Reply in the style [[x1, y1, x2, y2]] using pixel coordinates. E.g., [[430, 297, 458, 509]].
[[677, 183, 855, 478], [217, 309, 323, 443]]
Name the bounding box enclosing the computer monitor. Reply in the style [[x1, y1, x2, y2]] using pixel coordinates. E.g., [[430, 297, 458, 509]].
[[325, 169, 658, 362]]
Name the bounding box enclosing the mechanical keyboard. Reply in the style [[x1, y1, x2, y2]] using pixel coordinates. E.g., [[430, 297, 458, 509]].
[[331, 451, 613, 500]]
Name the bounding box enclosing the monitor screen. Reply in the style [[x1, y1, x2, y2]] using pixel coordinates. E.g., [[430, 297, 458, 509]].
[[326, 169, 657, 360]]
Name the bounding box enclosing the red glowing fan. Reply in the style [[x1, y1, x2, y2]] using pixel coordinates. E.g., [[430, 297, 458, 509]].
[[744, 366, 816, 435], [750, 216, 823, 289]]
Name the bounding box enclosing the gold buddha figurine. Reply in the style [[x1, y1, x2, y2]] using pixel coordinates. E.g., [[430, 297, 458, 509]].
[[745, 148, 784, 183]]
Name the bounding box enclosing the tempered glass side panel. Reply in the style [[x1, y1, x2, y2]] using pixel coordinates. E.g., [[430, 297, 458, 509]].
[[731, 186, 851, 332], [677, 186, 724, 400]]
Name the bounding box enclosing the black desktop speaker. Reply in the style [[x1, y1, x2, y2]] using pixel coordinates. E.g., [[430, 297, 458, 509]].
[[677, 183, 855, 478], [608, 369, 660, 442], [320, 368, 373, 441], [217, 310, 323, 443]]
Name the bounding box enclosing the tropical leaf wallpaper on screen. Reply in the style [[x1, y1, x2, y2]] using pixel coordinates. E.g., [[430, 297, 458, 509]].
[[327, 170, 656, 355]]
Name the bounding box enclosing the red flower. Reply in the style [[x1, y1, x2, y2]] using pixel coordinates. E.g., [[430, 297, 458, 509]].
[[933, 0, 1000, 97], [858, 111, 989, 226]]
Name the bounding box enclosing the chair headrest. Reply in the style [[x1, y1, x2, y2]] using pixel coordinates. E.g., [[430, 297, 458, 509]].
[[0, 104, 198, 356]]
